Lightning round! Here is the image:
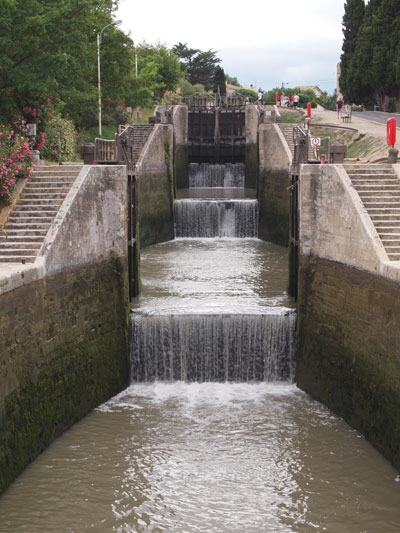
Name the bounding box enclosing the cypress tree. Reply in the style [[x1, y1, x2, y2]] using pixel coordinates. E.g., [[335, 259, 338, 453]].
[[339, 0, 366, 103]]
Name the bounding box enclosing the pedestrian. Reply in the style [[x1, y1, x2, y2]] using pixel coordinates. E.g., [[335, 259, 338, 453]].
[[293, 93, 300, 109], [336, 96, 344, 118]]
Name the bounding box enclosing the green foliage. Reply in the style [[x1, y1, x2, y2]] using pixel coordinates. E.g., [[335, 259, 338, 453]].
[[340, 0, 400, 110], [317, 92, 337, 111], [225, 74, 240, 86], [40, 115, 78, 163], [179, 80, 207, 97], [213, 66, 226, 95], [173, 43, 221, 91], [234, 88, 257, 100]]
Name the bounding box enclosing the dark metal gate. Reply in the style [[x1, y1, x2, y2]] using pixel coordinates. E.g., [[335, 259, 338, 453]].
[[127, 173, 138, 299], [288, 172, 299, 300]]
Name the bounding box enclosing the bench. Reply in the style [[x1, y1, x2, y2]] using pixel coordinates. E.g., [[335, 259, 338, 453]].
[[341, 105, 352, 123]]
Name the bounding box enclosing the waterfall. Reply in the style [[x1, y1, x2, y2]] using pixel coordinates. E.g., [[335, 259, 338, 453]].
[[131, 160, 295, 385], [189, 163, 245, 188], [174, 199, 258, 238], [131, 310, 296, 383]]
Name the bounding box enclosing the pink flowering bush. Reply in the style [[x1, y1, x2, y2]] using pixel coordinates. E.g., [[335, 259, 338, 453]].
[[0, 124, 33, 206]]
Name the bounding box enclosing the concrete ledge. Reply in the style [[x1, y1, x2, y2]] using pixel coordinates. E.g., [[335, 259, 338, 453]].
[[299, 164, 400, 281], [259, 124, 291, 170]]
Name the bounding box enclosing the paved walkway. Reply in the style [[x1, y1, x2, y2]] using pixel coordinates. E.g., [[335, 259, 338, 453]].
[[311, 108, 392, 141]]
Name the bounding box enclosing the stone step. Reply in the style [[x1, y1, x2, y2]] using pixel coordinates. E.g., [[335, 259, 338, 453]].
[[5, 222, 51, 231], [370, 214, 400, 221], [373, 220, 400, 227], [344, 164, 393, 172], [0, 247, 38, 255], [0, 256, 36, 263], [7, 211, 54, 221], [0, 234, 43, 242], [0, 241, 42, 250], [381, 238, 400, 245], [20, 193, 68, 201], [368, 207, 400, 214], [23, 185, 71, 193], [14, 201, 62, 210], [29, 177, 76, 184], [351, 179, 399, 186], [356, 190, 400, 197], [377, 229, 400, 235], [3, 228, 49, 236], [359, 197, 400, 205]]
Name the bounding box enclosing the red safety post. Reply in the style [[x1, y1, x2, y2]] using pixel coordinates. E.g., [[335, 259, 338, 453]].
[[387, 117, 396, 148], [307, 102, 312, 118], [275, 91, 279, 104]]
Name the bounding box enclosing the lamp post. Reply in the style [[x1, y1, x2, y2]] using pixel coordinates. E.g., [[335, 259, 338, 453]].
[[97, 20, 122, 138]]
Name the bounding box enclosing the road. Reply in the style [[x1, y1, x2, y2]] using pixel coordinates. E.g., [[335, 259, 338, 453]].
[[355, 110, 400, 127]]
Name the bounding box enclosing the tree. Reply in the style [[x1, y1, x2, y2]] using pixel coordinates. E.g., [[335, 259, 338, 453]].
[[0, 0, 144, 131], [213, 66, 226, 96], [173, 43, 221, 91], [339, 0, 366, 103], [225, 74, 240, 87]]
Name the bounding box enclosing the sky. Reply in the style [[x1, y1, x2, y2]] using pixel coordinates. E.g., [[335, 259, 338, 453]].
[[116, 0, 345, 95]]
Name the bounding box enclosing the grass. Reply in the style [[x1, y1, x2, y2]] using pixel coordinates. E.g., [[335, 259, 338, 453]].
[[280, 110, 305, 124]]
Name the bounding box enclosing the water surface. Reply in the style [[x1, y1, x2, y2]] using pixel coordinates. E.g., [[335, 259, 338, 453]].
[[1, 382, 399, 532]]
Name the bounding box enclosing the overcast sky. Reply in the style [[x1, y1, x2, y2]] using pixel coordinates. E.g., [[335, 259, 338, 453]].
[[117, 0, 345, 95]]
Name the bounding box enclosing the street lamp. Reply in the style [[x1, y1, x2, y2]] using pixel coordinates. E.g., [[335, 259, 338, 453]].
[[97, 20, 122, 138]]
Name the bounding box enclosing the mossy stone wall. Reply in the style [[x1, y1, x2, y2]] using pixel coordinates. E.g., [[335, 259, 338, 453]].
[[136, 125, 174, 249], [0, 256, 130, 494], [297, 255, 400, 471], [174, 144, 188, 189], [258, 168, 290, 245]]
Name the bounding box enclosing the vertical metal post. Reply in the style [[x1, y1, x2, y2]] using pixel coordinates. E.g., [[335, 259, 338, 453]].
[[97, 32, 102, 138]]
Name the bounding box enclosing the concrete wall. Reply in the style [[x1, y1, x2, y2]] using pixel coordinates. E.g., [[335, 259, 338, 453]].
[[172, 105, 189, 189], [0, 165, 130, 493], [297, 163, 400, 471], [245, 105, 259, 189], [136, 124, 175, 248], [258, 124, 292, 245]]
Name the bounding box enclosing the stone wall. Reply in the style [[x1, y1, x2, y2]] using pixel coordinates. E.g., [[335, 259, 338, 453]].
[[297, 163, 400, 471], [136, 124, 175, 248], [258, 124, 291, 245], [0, 165, 130, 494], [297, 255, 400, 471]]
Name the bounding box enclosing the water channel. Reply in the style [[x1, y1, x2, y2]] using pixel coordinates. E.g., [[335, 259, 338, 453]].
[[1, 164, 400, 532]]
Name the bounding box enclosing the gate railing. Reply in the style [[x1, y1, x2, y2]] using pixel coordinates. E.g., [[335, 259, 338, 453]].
[[291, 125, 309, 172], [94, 137, 117, 162]]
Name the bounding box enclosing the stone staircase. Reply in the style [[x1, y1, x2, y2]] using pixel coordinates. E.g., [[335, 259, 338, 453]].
[[0, 164, 81, 263], [278, 124, 295, 155], [344, 163, 400, 261], [131, 125, 154, 162]]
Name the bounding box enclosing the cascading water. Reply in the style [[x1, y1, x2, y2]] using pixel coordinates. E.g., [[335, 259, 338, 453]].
[[131, 311, 295, 382], [189, 162, 245, 188], [174, 198, 258, 238], [131, 163, 295, 383]]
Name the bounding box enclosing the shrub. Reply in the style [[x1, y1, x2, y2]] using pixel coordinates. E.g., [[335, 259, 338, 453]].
[[40, 114, 77, 163], [0, 124, 33, 206]]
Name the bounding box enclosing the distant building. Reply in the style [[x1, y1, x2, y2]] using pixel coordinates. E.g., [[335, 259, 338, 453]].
[[296, 85, 324, 97], [226, 83, 258, 96]]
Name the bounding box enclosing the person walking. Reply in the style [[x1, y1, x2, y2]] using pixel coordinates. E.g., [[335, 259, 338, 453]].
[[336, 96, 344, 118]]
